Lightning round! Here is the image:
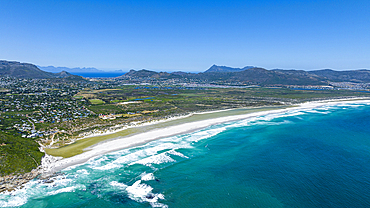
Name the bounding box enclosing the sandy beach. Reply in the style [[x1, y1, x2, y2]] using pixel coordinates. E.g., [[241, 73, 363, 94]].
[[41, 98, 370, 174]]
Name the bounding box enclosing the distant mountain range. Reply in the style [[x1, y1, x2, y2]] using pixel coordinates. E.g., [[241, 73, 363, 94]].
[[309, 69, 370, 83], [0, 61, 84, 80], [38, 66, 104, 73], [205, 65, 256, 73], [123, 65, 370, 86], [123, 67, 325, 85], [38, 66, 125, 74], [2, 60, 370, 86]]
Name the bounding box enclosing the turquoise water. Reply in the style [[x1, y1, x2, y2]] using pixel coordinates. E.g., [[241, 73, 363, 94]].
[[2, 102, 370, 207], [70, 72, 125, 78]]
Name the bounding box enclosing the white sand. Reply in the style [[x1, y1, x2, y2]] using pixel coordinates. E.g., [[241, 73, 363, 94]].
[[41, 98, 370, 174]]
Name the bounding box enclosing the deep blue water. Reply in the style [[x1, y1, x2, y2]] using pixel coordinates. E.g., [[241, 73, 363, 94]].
[[292, 88, 327, 91], [70, 72, 126, 78], [1, 102, 370, 207]]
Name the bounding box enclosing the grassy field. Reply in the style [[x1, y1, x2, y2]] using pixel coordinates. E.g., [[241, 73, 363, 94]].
[[45, 127, 138, 157], [89, 99, 105, 104], [43, 85, 370, 157], [45, 106, 288, 158], [84, 86, 369, 115], [0, 131, 44, 176]]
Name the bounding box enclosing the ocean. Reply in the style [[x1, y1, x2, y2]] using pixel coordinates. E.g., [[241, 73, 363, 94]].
[[70, 72, 126, 78], [1, 101, 370, 207]]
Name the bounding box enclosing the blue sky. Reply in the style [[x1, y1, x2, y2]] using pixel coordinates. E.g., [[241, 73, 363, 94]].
[[1, 0, 369, 71]]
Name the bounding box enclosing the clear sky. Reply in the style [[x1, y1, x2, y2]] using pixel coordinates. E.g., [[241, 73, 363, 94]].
[[1, 0, 369, 71]]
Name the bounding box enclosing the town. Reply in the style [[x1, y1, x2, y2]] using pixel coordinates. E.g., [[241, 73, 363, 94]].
[[1, 73, 370, 177]]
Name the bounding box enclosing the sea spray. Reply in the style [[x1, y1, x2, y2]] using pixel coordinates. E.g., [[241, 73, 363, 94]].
[[2, 101, 370, 207]]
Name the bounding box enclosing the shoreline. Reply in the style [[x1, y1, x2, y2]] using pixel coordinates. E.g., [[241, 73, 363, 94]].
[[41, 105, 288, 173], [44, 105, 286, 158], [40, 97, 370, 174]]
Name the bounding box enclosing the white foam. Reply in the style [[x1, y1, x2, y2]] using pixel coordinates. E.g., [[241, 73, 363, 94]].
[[47, 186, 78, 196], [52, 177, 73, 187], [89, 142, 187, 170], [0, 195, 28, 207], [0, 174, 80, 207], [167, 150, 189, 158], [126, 180, 152, 198], [141, 173, 155, 181], [184, 127, 227, 142], [126, 180, 167, 208], [110, 181, 128, 189], [131, 152, 175, 166], [76, 169, 89, 175], [87, 155, 109, 168], [93, 163, 122, 170], [4, 98, 370, 208], [42, 98, 370, 173]]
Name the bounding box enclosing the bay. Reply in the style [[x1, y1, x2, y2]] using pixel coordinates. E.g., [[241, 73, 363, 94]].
[[2, 102, 370, 208]]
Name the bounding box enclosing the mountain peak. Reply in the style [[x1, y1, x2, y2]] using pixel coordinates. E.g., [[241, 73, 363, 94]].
[[0, 60, 83, 79], [38, 66, 103, 73], [54, 71, 73, 78], [0, 60, 55, 79], [205, 65, 257, 73]]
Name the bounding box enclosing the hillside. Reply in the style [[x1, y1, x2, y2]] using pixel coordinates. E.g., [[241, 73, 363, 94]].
[[309, 69, 370, 83], [123, 67, 327, 86], [3, 61, 370, 85], [205, 65, 256, 73], [125, 69, 182, 79], [0, 61, 55, 79], [38, 66, 103, 73], [0, 60, 84, 80]]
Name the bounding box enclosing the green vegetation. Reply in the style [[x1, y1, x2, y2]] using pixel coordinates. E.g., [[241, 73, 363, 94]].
[[45, 127, 139, 157], [1, 71, 370, 176], [124, 66, 370, 85], [89, 99, 105, 104], [82, 86, 370, 116], [42, 85, 370, 159], [0, 131, 44, 176], [45, 106, 289, 158]]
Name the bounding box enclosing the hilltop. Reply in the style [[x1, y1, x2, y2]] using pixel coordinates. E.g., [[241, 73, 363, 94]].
[[0, 60, 85, 80], [38, 66, 103, 73], [2, 61, 370, 86], [122, 65, 370, 86], [0, 61, 55, 79], [205, 65, 256, 73], [1, 61, 370, 191]]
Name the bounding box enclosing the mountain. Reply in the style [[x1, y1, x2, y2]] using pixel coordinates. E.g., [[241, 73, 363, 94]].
[[124, 69, 181, 79], [1, 61, 55, 79], [0, 60, 84, 79], [122, 67, 326, 86], [4, 61, 370, 85], [309, 69, 370, 83], [198, 67, 326, 85], [205, 65, 256, 73], [38, 66, 104, 73], [202, 65, 370, 84], [125, 69, 158, 77], [94, 64, 370, 85], [54, 71, 74, 78]]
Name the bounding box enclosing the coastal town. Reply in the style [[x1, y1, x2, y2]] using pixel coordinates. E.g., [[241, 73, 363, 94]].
[[1, 75, 369, 143], [2, 0, 370, 206], [1, 68, 370, 193]]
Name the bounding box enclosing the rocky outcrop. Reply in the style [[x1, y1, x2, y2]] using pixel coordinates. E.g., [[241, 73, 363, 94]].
[[0, 154, 63, 193], [0, 169, 40, 193]]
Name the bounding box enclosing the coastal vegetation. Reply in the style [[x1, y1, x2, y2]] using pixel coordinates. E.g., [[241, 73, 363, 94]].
[[1, 60, 370, 177], [0, 131, 43, 176]]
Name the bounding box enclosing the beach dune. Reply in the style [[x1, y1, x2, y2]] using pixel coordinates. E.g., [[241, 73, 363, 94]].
[[41, 98, 370, 174]]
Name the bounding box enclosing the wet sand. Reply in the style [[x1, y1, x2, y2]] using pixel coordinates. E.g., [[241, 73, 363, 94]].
[[45, 106, 287, 158], [42, 98, 370, 174]]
